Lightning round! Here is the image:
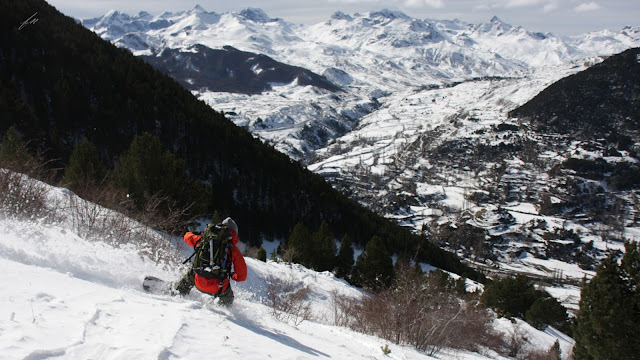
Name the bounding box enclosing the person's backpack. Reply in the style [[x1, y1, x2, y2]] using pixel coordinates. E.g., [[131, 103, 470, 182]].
[[191, 223, 233, 283]]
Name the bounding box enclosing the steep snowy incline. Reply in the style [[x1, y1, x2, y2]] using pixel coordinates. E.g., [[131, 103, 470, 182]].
[[1, 256, 401, 359], [0, 216, 431, 360], [0, 175, 574, 359]]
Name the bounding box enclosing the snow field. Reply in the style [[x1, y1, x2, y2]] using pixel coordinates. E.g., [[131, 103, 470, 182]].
[[0, 216, 428, 360]]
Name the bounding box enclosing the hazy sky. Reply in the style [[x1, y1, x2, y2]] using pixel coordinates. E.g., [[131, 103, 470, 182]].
[[46, 0, 639, 36]]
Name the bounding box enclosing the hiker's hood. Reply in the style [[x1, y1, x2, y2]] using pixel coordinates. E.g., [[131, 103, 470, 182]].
[[222, 217, 239, 245]]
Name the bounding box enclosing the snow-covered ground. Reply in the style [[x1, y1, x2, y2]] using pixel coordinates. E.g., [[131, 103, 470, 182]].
[[0, 174, 575, 359]]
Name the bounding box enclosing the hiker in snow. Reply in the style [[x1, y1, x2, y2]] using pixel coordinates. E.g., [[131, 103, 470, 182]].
[[175, 217, 247, 306]]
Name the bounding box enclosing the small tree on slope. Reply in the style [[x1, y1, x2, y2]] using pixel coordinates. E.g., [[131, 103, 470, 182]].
[[573, 241, 640, 359], [352, 235, 394, 291], [335, 233, 355, 279]]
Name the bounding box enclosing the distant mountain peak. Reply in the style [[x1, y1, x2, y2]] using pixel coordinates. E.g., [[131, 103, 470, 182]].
[[100, 9, 128, 22], [191, 4, 207, 13], [330, 11, 353, 21], [475, 15, 513, 33], [103, 9, 120, 17], [369, 9, 410, 21], [239, 8, 277, 23]]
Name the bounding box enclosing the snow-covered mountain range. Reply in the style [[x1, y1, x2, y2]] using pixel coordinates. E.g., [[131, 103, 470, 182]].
[[83, 6, 640, 284], [83, 6, 640, 157]]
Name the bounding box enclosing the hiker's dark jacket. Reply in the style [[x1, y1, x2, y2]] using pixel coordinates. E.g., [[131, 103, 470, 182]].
[[183, 228, 247, 294]]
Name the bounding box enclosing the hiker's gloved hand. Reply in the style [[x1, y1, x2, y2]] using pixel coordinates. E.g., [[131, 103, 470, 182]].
[[232, 273, 239, 281]]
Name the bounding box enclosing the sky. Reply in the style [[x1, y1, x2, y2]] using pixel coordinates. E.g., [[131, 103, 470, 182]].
[[46, 0, 639, 36]]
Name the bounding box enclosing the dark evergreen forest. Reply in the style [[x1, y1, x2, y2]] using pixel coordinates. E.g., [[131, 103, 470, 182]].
[[0, 0, 481, 281], [509, 47, 640, 143]]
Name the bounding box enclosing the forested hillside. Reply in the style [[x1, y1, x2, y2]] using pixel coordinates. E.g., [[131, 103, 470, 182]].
[[140, 44, 342, 94], [508, 48, 640, 223], [510, 48, 640, 141], [0, 0, 478, 280]]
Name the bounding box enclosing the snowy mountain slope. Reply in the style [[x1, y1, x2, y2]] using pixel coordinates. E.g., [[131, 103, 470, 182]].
[[306, 63, 585, 207], [140, 44, 341, 94], [303, 63, 608, 279], [83, 7, 640, 157], [306, 49, 640, 288], [0, 174, 574, 359]]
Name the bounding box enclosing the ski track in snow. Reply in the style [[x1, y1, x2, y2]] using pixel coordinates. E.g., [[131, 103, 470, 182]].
[[1, 254, 362, 360]]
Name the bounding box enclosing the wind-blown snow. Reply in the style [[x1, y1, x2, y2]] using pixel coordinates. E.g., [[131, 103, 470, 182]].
[[0, 175, 574, 359]]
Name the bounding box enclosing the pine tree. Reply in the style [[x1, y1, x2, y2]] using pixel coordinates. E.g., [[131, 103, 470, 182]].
[[211, 210, 222, 225], [270, 248, 278, 262], [353, 235, 394, 291], [0, 126, 26, 161], [311, 221, 336, 272], [573, 241, 640, 359], [256, 247, 267, 262], [114, 133, 166, 207], [114, 132, 207, 215], [480, 275, 539, 319], [0, 126, 35, 172], [525, 297, 569, 332], [335, 233, 355, 279], [62, 137, 108, 191], [286, 222, 311, 266], [621, 240, 640, 291]]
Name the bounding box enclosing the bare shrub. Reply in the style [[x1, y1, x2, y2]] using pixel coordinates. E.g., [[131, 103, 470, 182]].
[[0, 146, 62, 222], [0, 134, 187, 267], [63, 182, 185, 267], [329, 290, 361, 328], [0, 169, 51, 220], [524, 349, 558, 360], [66, 183, 129, 241], [243, 245, 262, 259], [519, 340, 562, 360], [265, 273, 313, 326], [331, 263, 503, 356], [0, 139, 59, 221], [126, 192, 194, 266], [281, 246, 299, 264], [504, 327, 528, 358], [132, 192, 195, 238], [0, 159, 184, 267]]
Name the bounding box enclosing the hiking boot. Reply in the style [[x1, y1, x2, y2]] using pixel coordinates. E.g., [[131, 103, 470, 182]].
[[218, 286, 234, 306], [175, 269, 195, 296]]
